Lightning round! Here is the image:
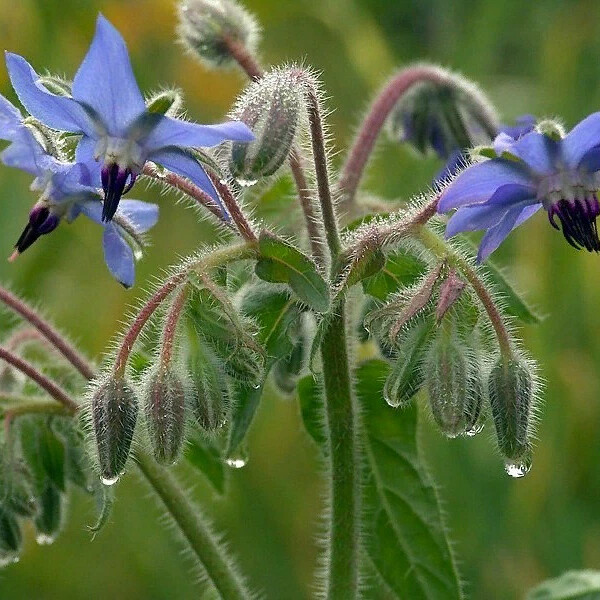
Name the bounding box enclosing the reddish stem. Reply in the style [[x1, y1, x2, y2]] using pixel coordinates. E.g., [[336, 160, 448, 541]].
[[160, 285, 189, 367], [0, 286, 95, 380], [113, 273, 186, 379], [0, 346, 77, 412], [222, 34, 262, 80], [337, 66, 449, 203]]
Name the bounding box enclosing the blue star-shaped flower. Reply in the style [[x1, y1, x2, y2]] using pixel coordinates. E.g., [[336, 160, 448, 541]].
[[5, 14, 253, 222], [0, 93, 158, 288], [437, 113, 600, 261]]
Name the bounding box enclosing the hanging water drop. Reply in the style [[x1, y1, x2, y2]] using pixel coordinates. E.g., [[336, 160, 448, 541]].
[[225, 451, 248, 469], [504, 453, 532, 478], [100, 474, 119, 486], [236, 178, 258, 188], [35, 533, 56, 546], [465, 423, 484, 437]]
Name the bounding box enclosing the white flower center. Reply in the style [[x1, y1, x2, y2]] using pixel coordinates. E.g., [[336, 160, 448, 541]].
[[94, 136, 144, 170], [538, 170, 600, 208]]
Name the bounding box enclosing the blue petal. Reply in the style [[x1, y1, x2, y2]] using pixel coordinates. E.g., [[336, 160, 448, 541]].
[[6, 53, 94, 135], [72, 15, 145, 136], [500, 131, 558, 174], [578, 146, 600, 172], [103, 223, 135, 288], [148, 146, 222, 206], [445, 184, 538, 237], [562, 112, 600, 169], [117, 200, 159, 233], [438, 159, 534, 212], [49, 162, 99, 201], [75, 137, 102, 186], [0, 126, 51, 175], [141, 116, 254, 154], [78, 199, 103, 225], [477, 203, 541, 262], [0, 93, 23, 140]]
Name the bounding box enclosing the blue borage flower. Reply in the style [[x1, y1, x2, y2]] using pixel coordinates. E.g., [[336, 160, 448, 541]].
[[5, 14, 253, 222], [0, 93, 157, 288], [437, 113, 600, 261]]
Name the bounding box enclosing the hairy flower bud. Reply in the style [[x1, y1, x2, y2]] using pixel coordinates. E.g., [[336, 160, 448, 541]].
[[436, 269, 466, 322], [91, 377, 139, 485], [144, 366, 187, 464], [425, 328, 473, 437], [229, 67, 303, 184], [488, 355, 535, 475], [177, 0, 259, 69], [387, 66, 499, 160], [146, 89, 184, 117]]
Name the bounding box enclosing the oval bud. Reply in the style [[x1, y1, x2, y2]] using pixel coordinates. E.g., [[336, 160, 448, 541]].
[[91, 377, 139, 484], [177, 0, 259, 69], [33, 482, 62, 545], [436, 269, 467, 322], [425, 329, 469, 437], [144, 366, 187, 465], [146, 89, 184, 117], [488, 355, 534, 462], [0, 512, 21, 555], [229, 68, 303, 184], [190, 358, 227, 432], [386, 65, 499, 160]]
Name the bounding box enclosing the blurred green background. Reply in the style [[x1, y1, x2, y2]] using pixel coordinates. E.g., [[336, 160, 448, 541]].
[[0, 0, 599, 598]]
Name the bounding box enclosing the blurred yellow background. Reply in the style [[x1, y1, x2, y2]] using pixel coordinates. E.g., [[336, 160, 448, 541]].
[[1, 0, 600, 598]]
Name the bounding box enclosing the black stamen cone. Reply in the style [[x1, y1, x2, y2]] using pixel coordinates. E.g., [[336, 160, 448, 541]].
[[14, 206, 59, 254], [101, 164, 133, 222], [547, 196, 600, 252]]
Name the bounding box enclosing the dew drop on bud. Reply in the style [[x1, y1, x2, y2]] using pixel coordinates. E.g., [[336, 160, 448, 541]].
[[100, 474, 120, 486], [504, 456, 532, 478], [35, 533, 56, 546], [225, 448, 248, 469], [465, 423, 484, 437]]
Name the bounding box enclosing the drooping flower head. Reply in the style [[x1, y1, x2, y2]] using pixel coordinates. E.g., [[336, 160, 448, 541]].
[[438, 113, 600, 261], [0, 93, 158, 287], [5, 14, 253, 222]]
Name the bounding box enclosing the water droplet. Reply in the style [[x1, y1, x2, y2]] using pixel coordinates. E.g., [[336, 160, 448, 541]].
[[251, 382, 261, 390], [100, 474, 119, 486], [225, 457, 247, 469], [504, 454, 532, 478], [236, 178, 257, 188], [465, 423, 484, 437], [36, 533, 56, 546]]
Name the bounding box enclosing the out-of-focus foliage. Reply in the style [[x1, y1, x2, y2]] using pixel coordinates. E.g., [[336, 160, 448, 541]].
[[0, 0, 600, 598]]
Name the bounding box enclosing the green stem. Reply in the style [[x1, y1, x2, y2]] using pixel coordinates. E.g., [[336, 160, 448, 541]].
[[320, 308, 360, 599], [135, 451, 252, 600], [416, 226, 513, 356], [302, 73, 360, 598]]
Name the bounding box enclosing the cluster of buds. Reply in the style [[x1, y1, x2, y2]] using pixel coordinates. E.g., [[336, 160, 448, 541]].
[[365, 258, 538, 476]]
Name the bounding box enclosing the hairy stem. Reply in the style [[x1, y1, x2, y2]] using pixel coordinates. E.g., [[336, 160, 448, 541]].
[[302, 74, 360, 598], [142, 163, 226, 223], [135, 451, 252, 600], [160, 285, 189, 367], [337, 66, 449, 205], [0, 395, 68, 417], [0, 346, 78, 412], [0, 286, 95, 379], [416, 226, 513, 356], [113, 242, 256, 379]]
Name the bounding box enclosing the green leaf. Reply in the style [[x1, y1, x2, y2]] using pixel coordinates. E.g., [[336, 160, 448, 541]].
[[526, 570, 600, 600], [255, 231, 330, 312], [297, 375, 326, 448], [357, 360, 463, 600], [463, 241, 541, 324], [362, 251, 426, 301], [226, 381, 265, 457], [185, 434, 226, 495], [333, 246, 386, 299]]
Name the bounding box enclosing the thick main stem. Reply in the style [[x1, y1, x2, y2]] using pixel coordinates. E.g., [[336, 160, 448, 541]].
[[135, 451, 252, 600], [302, 75, 360, 598]]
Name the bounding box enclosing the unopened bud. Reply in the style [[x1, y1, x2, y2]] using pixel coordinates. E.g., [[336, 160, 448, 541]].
[[426, 330, 470, 437], [230, 67, 303, 184], [33, 482, 61, 545], [144, 367, 187, 464], [436, 269, 466, 321], [488, 355, 535, 465], [177, 0, 259, 69], [387, 65, 499, 160], [0, 511, 21, 566], [534, 119, 565, 141], [146, 89, 184, 117], [91, 377, 139, 484], [189, 356, 227, 431]]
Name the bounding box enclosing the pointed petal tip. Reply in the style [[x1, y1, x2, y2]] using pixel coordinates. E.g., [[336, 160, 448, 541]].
[[8, 249, 19, 263]]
